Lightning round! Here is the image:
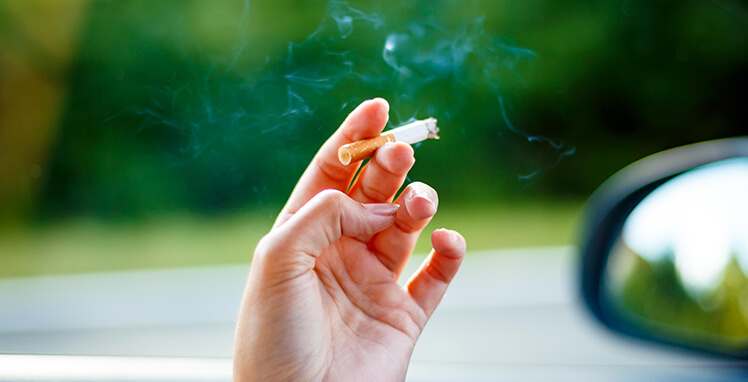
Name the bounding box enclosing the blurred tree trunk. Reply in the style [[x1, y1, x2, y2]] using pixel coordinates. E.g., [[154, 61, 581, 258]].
[[0, 0, 88, 224]]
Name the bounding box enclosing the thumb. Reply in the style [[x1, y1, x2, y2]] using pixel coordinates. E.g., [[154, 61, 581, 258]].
[[268, 189, 399, 260]]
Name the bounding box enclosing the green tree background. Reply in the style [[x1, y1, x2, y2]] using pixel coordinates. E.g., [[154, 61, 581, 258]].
[[6, 0, 743, 220], [0, 0, 746, 275], [614, 252, 748, 348]]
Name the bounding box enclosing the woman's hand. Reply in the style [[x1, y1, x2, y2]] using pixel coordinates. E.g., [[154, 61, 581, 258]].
[[234, 98, 466, 382]]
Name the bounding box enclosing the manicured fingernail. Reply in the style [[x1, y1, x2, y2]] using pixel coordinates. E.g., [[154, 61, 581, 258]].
[[363, 203, 400, 216]]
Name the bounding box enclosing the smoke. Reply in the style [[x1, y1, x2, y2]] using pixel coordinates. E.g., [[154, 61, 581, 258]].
[[108, 0, 573, 187], [498, 96, 576, 180]]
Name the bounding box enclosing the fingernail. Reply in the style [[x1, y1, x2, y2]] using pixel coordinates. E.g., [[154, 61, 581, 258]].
[[448, 229, 466, 249], [412, 189, 435, 209], [438, 228, 458, 239], [363, 203, 400, 216]]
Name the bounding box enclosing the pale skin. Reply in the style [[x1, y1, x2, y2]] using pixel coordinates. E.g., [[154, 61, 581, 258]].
[[234, 98, 466, 381]]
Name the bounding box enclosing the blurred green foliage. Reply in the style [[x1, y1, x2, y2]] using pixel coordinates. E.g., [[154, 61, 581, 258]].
[[0, 0, 739, 222], [0, 201, 580, 277], [614, 253, 748, 348]]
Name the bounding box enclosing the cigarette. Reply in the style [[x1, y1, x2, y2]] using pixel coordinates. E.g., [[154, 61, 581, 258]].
[[338, 118, 440, 165]]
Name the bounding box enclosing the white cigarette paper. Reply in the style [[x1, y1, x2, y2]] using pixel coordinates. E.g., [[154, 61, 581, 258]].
[[338, 118, 440, 165]]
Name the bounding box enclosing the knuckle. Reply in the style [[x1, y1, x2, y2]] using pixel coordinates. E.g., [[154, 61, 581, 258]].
[[316, 189, 346, 206], [314, 156, 349, 183], [254, 232, 279, 259], [361, 184, 390, 202], [426, 261, 451, 283], [394, 217, 419, 234]]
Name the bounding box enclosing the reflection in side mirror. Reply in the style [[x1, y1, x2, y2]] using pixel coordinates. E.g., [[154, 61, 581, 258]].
[[604, 159, 748, 351], [580, 137, 748, 358]]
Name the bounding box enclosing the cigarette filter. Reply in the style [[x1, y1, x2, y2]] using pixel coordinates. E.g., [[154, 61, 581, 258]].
[[338, 118, 440, 165]]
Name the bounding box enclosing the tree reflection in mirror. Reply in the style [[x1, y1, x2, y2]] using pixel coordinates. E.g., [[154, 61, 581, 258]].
[[603, 158, 748, 351]]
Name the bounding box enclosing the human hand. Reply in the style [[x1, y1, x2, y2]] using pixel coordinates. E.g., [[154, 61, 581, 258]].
[[234, 98, 466, 382]]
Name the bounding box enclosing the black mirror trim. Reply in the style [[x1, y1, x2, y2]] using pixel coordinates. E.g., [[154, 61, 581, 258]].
[[579, 136, 748, 358]]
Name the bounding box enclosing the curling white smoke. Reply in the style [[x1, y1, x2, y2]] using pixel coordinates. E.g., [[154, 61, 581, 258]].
[[111, 0, 573, 187]]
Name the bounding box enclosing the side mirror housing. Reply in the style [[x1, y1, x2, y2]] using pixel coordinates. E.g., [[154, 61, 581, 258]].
[[579, 137, 748, 358]]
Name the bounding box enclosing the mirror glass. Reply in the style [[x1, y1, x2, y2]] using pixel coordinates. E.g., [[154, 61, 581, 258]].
[[603, 158, 748, 351]]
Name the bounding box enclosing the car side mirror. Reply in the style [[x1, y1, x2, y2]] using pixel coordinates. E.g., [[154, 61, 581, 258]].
[[579, 137, 748, 357]]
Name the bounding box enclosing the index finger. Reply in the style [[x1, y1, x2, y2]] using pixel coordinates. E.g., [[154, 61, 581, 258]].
[[276, 98, 390, 226]]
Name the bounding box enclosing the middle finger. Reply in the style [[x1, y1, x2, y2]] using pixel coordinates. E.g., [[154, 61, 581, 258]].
[[347, 142, 415, 203]]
